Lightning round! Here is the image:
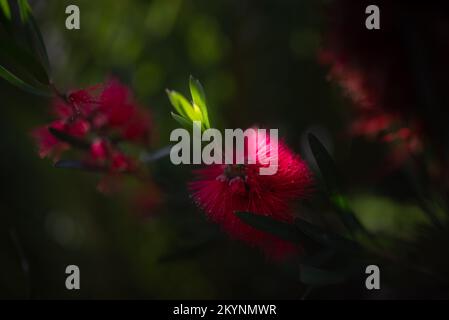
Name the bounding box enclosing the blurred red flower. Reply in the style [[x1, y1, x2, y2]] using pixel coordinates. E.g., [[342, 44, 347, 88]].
[[32, 78, 153, 192], [33, 79, 152, 158], [189, 129, 313, 259], [320, 0, 449, 171]]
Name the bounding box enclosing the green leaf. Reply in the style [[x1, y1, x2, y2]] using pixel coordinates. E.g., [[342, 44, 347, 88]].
[[0, 0, 51, 89], [0, 37, 49, 85], [189, 75, 210, 129], [0, 0, 11, 20], [170, 112, 193, 130], [48, 128, 90, 150], [17, 0, 31, 23], [235, 211, 305, 243], [300, 264, 346, 286], [308, 133, 366, 234], [0, 64, 50, 96], [166, 90, 193, 119]]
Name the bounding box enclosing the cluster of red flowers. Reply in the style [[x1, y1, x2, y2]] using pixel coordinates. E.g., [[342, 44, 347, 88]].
[[189, 129, 313, 259], [32, 79, 153, 191]]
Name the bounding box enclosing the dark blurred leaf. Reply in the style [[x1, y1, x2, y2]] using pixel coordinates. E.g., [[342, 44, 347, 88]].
[[0, 0, 11, 20], [294, 218, 362, 254], [236, 211, 304, 243], [17, 0, 31, 23], [308, 133, 339, 194], [300, 264, 346, 286], [0, 37, 49, 85], [27, 15, 50, 75], [48, 127, 90, 150], [331, 194, 367, 234], [308, 133, 366, 234], [0, 64, 50, 96]]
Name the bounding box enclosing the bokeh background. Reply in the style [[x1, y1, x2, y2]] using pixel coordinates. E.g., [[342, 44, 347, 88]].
[[0, 0, 446, 299]]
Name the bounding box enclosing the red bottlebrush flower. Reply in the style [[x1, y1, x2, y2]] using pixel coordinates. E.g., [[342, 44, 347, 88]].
[[32, 78, 155, 196], [189, 129, 313, 259], [122, 109, 152, 143], [66, 119, 90, 137], [99, 80, 129, 109], [99, 79, 135, 126]]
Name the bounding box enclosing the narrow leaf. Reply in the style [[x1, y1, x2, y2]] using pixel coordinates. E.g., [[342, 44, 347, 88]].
[[0, 65, 50, 96], [166, 89, 190, 119], [235, 211, 304, 243], [294, 218, 362, 254], [167, 89, 202, 123], [0, 37, 49, 85], [171, 112, 193, 130], [308, 133, 366, 234], [17, 0, 31, 23], [308, 133, 339, 194], [189, 75, 210, 128], [0, 0, 11, 20], [28, 16, 51, 75]]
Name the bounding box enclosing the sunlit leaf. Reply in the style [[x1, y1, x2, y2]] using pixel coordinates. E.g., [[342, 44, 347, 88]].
[[170, 112, 193, 130], [189, 75, 210, 128], [167, 90, 190, 118]]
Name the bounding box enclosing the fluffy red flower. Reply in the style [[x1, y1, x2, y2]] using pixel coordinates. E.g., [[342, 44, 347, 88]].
[[189, 129, 313, 259]]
